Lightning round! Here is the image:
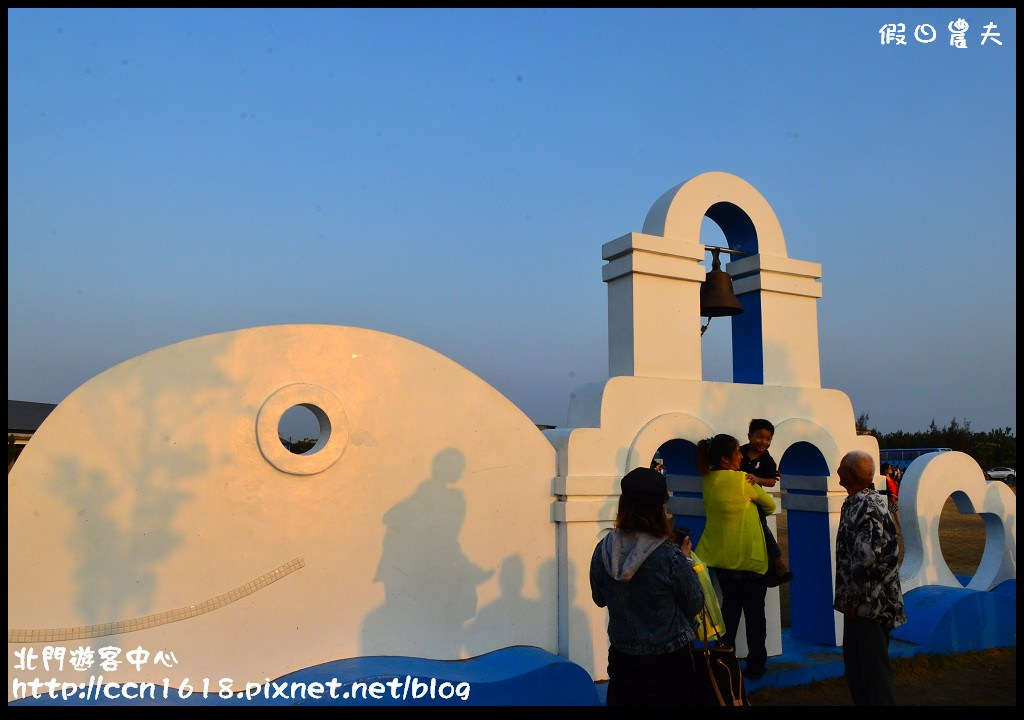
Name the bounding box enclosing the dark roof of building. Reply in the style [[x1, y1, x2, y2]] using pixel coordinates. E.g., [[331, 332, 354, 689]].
[[8, 400, 58, 434]]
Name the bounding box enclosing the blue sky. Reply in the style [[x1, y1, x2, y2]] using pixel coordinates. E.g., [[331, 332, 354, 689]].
[[8, 8, 1016, 437]]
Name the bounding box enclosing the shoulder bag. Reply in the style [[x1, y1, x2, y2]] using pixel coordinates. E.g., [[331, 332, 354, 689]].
[[690, 604, 749, 706]]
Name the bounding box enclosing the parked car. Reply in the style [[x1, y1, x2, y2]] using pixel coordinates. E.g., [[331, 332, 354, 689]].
[[985, 467, 1016, 484]]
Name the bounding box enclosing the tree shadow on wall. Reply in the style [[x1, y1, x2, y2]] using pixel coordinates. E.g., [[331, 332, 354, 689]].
[[361, 447, 494, 658], [51, 453, 199, 624]]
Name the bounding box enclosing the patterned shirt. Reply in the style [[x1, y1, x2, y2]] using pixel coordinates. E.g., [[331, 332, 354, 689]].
[[833, 488, 907, 632]]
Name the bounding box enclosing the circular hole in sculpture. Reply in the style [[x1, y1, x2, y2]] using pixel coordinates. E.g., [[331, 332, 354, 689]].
[[936, 494, 985, 586], [278, 403, 329, 455]]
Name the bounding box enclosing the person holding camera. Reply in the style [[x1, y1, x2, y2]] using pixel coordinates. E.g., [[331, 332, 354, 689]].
[[590, 467, 705, 705]]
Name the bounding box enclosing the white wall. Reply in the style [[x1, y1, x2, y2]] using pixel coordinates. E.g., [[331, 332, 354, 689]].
[[7, 325, 558, 699]]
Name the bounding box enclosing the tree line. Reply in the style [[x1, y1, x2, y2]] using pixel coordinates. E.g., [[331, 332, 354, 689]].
[[281, 436, 318, 454], [856, 415, 1016, 471]]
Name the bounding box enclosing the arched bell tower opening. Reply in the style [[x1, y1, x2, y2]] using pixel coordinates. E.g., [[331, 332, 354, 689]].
[[701, 200, 764, 385], [604, 171, 822, 389], [699, 215, 734, 383]]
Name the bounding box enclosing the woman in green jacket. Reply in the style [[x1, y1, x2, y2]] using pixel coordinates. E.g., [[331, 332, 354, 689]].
[[694, 434, 776, 679]]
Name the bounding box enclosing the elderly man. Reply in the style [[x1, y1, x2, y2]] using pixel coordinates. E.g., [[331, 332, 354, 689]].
[[834, 451, 907, 705]]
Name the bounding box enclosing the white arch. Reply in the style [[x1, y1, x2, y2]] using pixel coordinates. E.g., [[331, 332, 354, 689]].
[[772, 417, 844, 478], [625, 411, 715, 473], [641, 171, 788, 256]]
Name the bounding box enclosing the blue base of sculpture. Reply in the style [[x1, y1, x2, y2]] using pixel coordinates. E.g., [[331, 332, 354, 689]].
[[10, 645, 601, 706], [892, 581, 1016, 652]]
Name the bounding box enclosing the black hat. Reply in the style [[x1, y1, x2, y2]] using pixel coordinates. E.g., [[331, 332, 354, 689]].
[[621, 467, 668, 501]]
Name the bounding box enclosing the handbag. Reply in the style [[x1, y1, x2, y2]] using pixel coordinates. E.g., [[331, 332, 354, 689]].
[[690, 604, 749, 706]]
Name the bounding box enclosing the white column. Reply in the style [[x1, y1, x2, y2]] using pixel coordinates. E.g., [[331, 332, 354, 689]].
[[602, 232, 706, 380], [730, 253, 823, 388]]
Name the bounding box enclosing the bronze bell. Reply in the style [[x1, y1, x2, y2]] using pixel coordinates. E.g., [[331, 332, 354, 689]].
[[699, 247, 744, 318]]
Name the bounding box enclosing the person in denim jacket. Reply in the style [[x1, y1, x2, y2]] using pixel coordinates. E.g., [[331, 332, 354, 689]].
[[590, 467, 705, 705]]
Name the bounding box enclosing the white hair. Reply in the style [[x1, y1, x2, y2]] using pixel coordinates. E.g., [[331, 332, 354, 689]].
[[840, 450, 875, 483]]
